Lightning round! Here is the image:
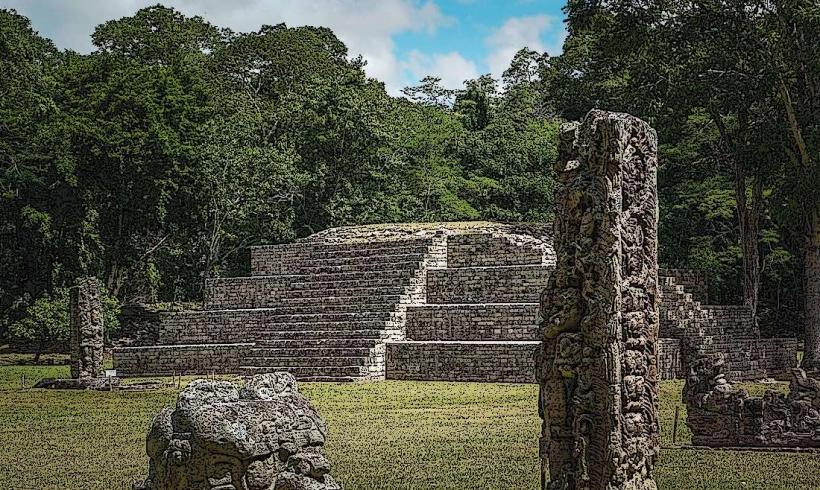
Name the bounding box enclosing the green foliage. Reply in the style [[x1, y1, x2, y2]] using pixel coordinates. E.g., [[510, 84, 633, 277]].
[[7, 281, 120, 351], [547, 1, 819, 336], [0, 7, 559, 348], [8, 290, 69, 353]]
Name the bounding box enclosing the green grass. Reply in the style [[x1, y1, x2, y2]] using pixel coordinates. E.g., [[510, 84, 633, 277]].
[[0, 360, 816, 489]]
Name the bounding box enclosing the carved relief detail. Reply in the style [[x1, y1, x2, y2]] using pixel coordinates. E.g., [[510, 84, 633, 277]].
[[537, 110, 660, 489]]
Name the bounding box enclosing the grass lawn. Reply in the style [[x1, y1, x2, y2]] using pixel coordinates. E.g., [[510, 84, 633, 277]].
[[0, 359, 817, 489]]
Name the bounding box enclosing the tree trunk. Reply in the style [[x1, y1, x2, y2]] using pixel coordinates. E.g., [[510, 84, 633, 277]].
[[801, 210, 820, 369], [734, 169, 762, 327], [712, 109, 762, 328]]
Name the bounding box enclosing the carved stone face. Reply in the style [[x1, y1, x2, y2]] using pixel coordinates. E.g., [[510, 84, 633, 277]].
[[139, 374, 340, 490], [205, 453, 244, 490]]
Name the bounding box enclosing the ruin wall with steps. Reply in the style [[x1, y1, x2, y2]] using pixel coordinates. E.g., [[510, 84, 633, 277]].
[[113, 222, 797, 383], [115, 343, 252, 376]]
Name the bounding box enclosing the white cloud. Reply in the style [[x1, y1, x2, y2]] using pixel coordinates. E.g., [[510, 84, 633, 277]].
[[404, 50, 479, 91], [484, 14, 567, 79], [8, 0, 452, 95]]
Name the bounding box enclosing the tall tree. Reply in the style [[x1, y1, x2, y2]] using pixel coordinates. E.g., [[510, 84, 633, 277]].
[[553, 1, 819, 352], [0, 9, 65, 335]]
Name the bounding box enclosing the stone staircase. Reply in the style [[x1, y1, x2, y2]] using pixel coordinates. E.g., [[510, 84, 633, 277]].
[[659, 269, 797, 380], [114, 235, 446, 381], [385, 232, 553, 383]]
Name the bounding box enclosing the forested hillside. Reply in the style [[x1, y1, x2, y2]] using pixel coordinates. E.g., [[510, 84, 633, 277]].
[[1, 3, 818, 365]]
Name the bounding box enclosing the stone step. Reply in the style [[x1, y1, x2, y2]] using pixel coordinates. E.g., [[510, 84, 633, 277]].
[[252, 254, 426, 276], [173, 309, 396, 324], [293, 269, 416, 282], [261, 329, 393, 340], [225, 303, 398, 315], [251, 320, 389, 332], [278, 253, 427, 268], [257, 244, 433, 261], [278, 286, 408, 300], [252, 237, 431, 255], [276, 294, 404, 307], [288, 277, 421, 291], [245, 355, 368, 367], [254, 338, 379, 349], [252, 260, 424, 276], [249, 346, 373, 357], [238, 365, 365, 379]]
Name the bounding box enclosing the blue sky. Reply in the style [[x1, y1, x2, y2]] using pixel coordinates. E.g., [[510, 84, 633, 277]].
[[4, 0, 568, 95]]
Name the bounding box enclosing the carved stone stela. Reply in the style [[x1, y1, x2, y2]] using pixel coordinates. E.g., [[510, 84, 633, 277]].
[[137, 373, 341, 490], [70, 277, 104, 379], [537, 110, 660, 489]]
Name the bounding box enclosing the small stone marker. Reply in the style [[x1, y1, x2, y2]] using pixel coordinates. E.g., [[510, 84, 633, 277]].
[[537, 110, 660, 489]]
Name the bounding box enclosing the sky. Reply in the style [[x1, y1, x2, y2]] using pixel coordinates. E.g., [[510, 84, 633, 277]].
[[4, 0, 568, 95]]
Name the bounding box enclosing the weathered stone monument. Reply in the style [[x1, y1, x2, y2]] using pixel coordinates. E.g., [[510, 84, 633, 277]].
[[685, 354, 820, 448], [537, 110, 660, 489], [136, 372, 341, 490], [70, 277, 104, 379]]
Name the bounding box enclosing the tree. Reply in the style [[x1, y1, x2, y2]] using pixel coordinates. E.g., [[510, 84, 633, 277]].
[[0, 9, 66, 338], [8, 281, 119, 362], [552, 1, 819, 354]]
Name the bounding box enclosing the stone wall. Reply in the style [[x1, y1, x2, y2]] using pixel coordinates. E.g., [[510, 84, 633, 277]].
[[708, 337, 798, 381], [205, 276, 289, 310], [426, 266, 550, 303], [447, 233, 553, 268], [114, 343, 253, 376], [405, 304, 540, 341], [385, 341, 539, 383], [116, 304, 162, 347], [658, 338, 683, 380], [701, 305, 755, 336]]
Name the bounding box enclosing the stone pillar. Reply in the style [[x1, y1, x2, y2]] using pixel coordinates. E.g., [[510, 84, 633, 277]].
[[70, 277, 104, 379], [537, 110, 659, 489]]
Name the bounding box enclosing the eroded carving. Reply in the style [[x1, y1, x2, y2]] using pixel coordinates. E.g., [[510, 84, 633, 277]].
[[685, 355, 820, 447], [70, 277, 104, 379], [137, 373, 342, 490], [537, 110, 660, 489]]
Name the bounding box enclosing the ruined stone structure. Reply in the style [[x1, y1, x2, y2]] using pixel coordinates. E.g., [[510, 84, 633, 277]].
[[70, 277, 104, 379], [536, 110, 660, 489], [659, 270, 798, 381], [136, 372, 340, 490], [685, 355, 820, 448], [385, 229, 553, 383], [113, 218, 797, 383]]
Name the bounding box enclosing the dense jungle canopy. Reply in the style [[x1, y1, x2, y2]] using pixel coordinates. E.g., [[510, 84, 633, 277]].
[[1, 2, 818, 366]]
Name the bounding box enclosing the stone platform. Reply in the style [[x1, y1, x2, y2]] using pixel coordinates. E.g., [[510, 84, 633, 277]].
[[113, 221, 798, 382]]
